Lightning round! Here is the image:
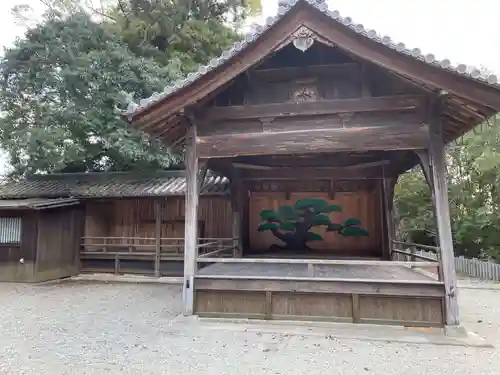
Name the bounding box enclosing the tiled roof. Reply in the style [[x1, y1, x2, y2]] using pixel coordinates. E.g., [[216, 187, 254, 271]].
[[124, 0, 499, 118], [0, 198, 80, 210], [0, 171, 229, 199]]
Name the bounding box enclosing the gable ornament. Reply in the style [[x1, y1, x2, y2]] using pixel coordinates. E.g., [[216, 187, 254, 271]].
[[292, 26, 316, 52]]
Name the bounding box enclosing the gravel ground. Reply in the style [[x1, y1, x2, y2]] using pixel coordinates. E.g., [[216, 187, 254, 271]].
[[0, 280, 499, 375]]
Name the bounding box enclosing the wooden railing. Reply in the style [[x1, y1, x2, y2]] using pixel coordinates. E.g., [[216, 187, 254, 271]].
[[391, 240, 440, 280], [81, 236, 184, 254], [80, 236, 186, 276], [393, 241, 500, 282], [197, 238, 238, 258], [80, 236, 238, 277], [391, 241, 440, 262]]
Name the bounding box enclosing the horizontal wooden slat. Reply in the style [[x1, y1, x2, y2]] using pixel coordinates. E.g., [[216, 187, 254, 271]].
[[80, 253, 183, 261], [199, 111, 425, 136], [196, 123, 429, 158], [249, 62, 361, 82], [392, 249, 438, 262], [194, 278, 445, 297], [82, 237, 234, 241], [392, 240, 439, 251], [195, 257, 438, 267], [206, 95, 426, 121], [240, 166, 386, 180]]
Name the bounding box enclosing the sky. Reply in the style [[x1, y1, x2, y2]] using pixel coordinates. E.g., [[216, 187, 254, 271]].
[[0, 0, 499, 175]]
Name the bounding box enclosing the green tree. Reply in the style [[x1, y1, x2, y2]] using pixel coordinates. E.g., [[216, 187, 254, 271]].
[[109, 0, 260, 72], [395, 115, 500, 261], [3, 0, 261, 177], [0, 11, 178, 177]]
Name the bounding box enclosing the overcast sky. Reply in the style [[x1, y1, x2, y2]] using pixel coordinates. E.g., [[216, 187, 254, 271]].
[[0, 0, 499, 175]]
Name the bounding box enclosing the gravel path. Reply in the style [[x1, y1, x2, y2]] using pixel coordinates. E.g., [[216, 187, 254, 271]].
[[0, 279, 499, 375]]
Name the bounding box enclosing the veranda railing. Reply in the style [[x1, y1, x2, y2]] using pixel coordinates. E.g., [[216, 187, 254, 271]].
[[81, 237, 236, 277]]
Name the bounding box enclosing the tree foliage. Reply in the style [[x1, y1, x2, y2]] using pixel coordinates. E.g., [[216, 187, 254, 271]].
[[395, 116, 500, 261], [2, 0, 260, 177]]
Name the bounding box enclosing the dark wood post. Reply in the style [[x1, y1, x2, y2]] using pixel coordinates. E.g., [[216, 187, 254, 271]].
[[416, 149, 444, 280], [382, 177, 396, 260], [154, 199, 162, 277], [379, 179, 388, 259], [230, 168, 243, 257], [428, 109, 459, 326], [183, 124, 200, 316]]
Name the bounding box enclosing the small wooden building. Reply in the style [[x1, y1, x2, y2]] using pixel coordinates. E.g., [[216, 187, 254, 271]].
[[0, 198, 83, 282], [124, 0, 500, 328], [0, 171, 231, 279]]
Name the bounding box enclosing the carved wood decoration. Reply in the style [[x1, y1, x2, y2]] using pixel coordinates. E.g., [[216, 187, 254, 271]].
[[291, 26, 316, 52], [292, 85, 318, 102]]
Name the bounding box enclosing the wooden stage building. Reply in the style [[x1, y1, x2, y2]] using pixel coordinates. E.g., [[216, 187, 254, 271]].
[[2, 0, 500, 329], [122, 0, 500, 329]]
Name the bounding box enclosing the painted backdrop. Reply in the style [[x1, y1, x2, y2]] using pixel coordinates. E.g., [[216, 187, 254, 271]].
[[249, 191, 382, 255]]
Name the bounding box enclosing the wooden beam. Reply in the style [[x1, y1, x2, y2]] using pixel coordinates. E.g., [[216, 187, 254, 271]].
[[428, 104, 459, 326], [197, 123, 429, 158], [198, 160, 208, 192], [249, 62, 361, 82], [194, 278, 445, 298], [199, 110, 425, 137], [241, 166, 387, 180], [205, 95, 425, 122], [415, 150, 433, 189], [183, 124, 200, 316], [196, 257, 439, 267]]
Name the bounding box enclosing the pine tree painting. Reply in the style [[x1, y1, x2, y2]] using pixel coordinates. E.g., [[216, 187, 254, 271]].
[[257, 197, 369, 250]]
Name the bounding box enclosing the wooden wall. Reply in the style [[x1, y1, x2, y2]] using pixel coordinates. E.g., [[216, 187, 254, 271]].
[[84, 197, 232, 241], [36, 206, 84, 281], [0, 210, 38, 282], [248, 190, 382, 256], [194, 278, 445, 327], [0, 206, 84, 282]]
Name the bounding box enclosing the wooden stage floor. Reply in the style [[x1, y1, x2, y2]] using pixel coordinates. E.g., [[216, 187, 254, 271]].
[[197, 261, 436, 281], [194, 254, 444, 326]]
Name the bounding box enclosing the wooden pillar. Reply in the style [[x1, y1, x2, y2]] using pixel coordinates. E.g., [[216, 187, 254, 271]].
[[379, 180, 388, 259], [183, 125, 200, 316], [240, 183, 250, 252], [382, 178, 396, 260], [416, 149, 443, 279], [154, 200, 162, 277], [230, 168, 244, 257], [428, 111, 459, 326]]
